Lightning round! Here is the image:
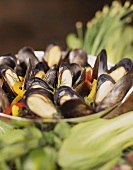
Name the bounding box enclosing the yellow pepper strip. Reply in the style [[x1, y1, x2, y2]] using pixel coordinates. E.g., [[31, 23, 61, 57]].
[[12, 105, 19, 116], [11, 95, 23, 106], [12, 81, 26, 105], [13, 82, 26, 96], [88, 79, 97, 99], [19, 76, 24, 82]]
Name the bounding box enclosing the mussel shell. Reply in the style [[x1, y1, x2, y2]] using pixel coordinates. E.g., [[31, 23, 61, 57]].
[[0, 65, 20, 90], [96, 74, 115, 92], [17, 46, 39, 72], [34, 62, 46, 79], [34, 61, 49, 76], [25, 77, 52, 92], [95, 73, 132, 112], [108, 58, 133, 73], [43, 64, 58, 87], [58, 62, 72, 87], [74, 80, 92, 97], [92, 49, 108, 80], [108, 58, 133, 82], [60, 99, 94, 118], [68, 48, 89, 67], [70, 63, 82, 86], [45, 44, 62, 68], [0, 87, 10, 112], [54, 86, 83, 106], [73, 68, 86, 88], [94, 74, 116, 106], [23, 88, 58, 118], [0, 54, 17, 69], [22, 59, 34, 90], [0, 65, 20, 101]]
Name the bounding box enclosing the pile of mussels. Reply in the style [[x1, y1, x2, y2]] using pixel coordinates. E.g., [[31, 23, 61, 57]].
[[0, 44, 132, 119]]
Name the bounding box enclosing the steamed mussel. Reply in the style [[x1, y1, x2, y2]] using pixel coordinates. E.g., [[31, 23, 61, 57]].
[[0, 45, 132, 119]]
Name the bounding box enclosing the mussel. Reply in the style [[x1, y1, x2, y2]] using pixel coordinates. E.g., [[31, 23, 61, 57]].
[[94, 74, 116, 106], [45, 44, 62, 68], [95, 73, 132, 112], [58, 62, 73, 87], [60, 99, 94, 118], [23, 88, 58, 118], [43, 64, 58, 87], [68, 48, 89, 67], [54, 86, 83, 106], [17, 46, 39, 76], [34, 61, 49, 79], [70, 63, 82, 86], [107, 58, 133, 82], [0, 54, 17, 69], [0, 65, 20, 101], [25, 77, 52, 92]]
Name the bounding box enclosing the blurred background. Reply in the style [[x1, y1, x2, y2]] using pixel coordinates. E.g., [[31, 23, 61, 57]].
[[0, 0, 127, 54]]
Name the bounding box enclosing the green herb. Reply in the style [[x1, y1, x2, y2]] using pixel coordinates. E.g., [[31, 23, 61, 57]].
[[48, 85, 56, 94], [66, 1, 133, 64], [0, 120, 14, 136], [5, 73, 20, 83], [84, 96, 93, 105], [57, 79, 67, 88]]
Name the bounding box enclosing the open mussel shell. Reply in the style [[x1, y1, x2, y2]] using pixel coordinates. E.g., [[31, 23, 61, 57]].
[[95, 73, 132, 112], [94, 74, 116, 105], [54, 86, 83, 106], [0, 65, 20, 101], [23, 88, 58, 118], [107, 58, 133, 82], [34, 61, 49, 79], [45, 44, 62, 68], [70, 63, 82, 86], [58, 62, 73, 87]]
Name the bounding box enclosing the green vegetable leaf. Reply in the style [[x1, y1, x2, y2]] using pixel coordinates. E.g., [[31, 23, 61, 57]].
[[0, 120, 14, 136]]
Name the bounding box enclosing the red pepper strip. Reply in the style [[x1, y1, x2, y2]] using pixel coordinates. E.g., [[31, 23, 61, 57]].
[[3, 105, 12, 115], [3, 102, 25, 115], [15, 102, 25, 108]]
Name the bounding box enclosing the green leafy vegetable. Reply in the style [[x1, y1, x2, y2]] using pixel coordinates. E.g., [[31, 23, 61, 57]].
[[58, 111, 133, 170]]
